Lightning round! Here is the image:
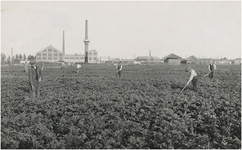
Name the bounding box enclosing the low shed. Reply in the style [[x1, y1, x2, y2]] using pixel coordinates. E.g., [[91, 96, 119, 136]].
[[163, 53, 183, 65]]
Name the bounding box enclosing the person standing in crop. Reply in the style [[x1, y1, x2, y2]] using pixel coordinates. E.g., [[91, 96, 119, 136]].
[[28, 60, 42, 98], [208, 60, 216, 79], [61, 62, 66, 77], [24, 60, 28, 73], [116, 61, 122, 79], [186, 67, 198, 91], [40, 61, 44, 71], [76, 63, 81, 74]]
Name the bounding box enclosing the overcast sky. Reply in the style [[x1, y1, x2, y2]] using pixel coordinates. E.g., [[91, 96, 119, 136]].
[[1, 1, 241, 59]]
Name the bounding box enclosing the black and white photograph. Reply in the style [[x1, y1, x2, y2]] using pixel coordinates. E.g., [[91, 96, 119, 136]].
[[1, 1, 241, 149]]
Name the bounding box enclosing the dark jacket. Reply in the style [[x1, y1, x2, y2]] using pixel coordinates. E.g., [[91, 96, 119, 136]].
[[28, 65, 42, 86]]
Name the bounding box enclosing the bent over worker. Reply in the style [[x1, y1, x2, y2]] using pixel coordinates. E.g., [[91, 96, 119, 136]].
[[186, 67, 198, 91], [28, 60, 42, 98], [116, 61, 122, 79], [208, 61, 216, 79]]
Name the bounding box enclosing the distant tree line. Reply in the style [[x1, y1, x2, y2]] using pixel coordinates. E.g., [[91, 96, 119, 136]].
[[1, 53, 36, 64]]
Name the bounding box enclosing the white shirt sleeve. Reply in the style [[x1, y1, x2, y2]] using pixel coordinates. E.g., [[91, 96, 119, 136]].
[[187, 70, 197, 85], [119, 65, 122, 71], [214, 64, 216, 70]]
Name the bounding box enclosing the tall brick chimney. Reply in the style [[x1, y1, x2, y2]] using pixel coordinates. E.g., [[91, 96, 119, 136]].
[[83, 20, 90, 63]]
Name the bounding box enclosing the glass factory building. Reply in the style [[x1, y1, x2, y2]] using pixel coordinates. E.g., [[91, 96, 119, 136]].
[[36, 45, 64, 62], [63, 54, 85, 65], [88, 49, 98, 63], [36, 45, 98, 64]]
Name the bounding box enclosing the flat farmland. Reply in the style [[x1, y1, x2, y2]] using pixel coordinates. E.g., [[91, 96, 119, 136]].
[[1, 64, 241, 149]]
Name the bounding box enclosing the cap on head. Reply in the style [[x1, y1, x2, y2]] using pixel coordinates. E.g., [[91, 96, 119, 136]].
[[186, 67, 191, 72]]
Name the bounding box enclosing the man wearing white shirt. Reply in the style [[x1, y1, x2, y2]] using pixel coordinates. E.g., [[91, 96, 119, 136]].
[[116, 61, 122, 79], [77, 63, 82, 74], [208, 61, 216, 79], [186, 67, 198, 91]]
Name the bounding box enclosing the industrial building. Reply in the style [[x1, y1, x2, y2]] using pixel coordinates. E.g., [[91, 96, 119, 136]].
[[88, 50, 98, 63], [36, 45, 64, 62], [36, 45, 98, 65], [35, 20, 98, 65], [135, 56, 161, 62], [135, 50, 161, 63]]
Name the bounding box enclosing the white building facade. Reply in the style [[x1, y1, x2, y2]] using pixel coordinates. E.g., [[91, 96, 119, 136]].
[[36, 45, 64, 62], [36, 45, 98, 65], [88, 49, 98, 63]]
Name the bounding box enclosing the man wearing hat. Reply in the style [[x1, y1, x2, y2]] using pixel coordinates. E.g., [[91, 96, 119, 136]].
[[116, 61, 122, 79], [76, 63, 82, 74], [61, 61, 67, 77], [186, 67, 198, 91], [208, 60, 216, 79], [28, 60, 42, 98], [24, 60, 29, 73]]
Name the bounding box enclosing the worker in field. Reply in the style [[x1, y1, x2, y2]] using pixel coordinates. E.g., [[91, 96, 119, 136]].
[[185, 67, 198, 91], [61, 62, 66, 77], [24, 60, 28, 73], [116, 61, 122, 79], [40, 61, 44, 71], [76, 63, 82, 74], [28, 60, 42, 98], [208, 60, 217, 79]]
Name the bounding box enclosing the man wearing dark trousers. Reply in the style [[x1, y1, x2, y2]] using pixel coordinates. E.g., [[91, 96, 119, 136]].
[[116, 61, 122, 79], [208, 61, 216, 79], [24, 60, 29, 73], [28, 60, 42, 98], [186, 67, 198, 91], [61, 62, 66, 77]]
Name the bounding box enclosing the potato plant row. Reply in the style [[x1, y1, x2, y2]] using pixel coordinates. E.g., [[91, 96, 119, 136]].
[[1, 64, 241, 149]]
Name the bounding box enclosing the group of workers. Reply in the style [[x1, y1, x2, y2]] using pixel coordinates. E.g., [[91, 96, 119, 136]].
[[26, 60, 216, 98], [186, 61, 216, 91], [61, 62, 82, 77]]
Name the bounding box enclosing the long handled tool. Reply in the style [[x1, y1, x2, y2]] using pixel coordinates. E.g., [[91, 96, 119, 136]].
[[202, 70, 214, 78], [179, 84, 188, 94]]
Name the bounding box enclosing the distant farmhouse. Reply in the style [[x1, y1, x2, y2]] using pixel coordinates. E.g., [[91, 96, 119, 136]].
[[186, 55, 199, 64], [233, 58, 241, 64], [162, 53, 183, 65]]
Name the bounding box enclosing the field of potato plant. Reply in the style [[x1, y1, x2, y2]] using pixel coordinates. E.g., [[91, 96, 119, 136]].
[[1, 64, 241, 149]]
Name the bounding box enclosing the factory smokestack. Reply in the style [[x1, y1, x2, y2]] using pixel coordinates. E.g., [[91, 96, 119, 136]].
[[83, 20, 90, 63], [62, 30, 65, 54]]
